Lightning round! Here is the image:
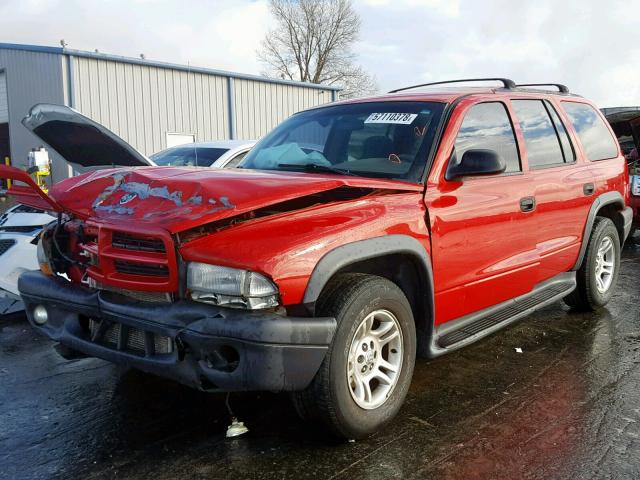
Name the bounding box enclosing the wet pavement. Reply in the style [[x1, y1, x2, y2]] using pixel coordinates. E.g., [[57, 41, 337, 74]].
[[2, 244, 640, 480]]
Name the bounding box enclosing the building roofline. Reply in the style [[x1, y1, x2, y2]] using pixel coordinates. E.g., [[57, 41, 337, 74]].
[[0, 42, 341, 92]]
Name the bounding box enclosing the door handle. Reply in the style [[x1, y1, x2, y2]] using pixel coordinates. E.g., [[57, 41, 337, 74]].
[[520, 196, 536, 212], [583, 183, 595, 196]]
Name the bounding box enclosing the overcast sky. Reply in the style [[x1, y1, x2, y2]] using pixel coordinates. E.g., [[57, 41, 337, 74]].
[[1, 0, 639, 107]]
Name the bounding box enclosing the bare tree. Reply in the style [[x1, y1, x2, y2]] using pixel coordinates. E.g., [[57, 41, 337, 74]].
[[258, 0, 377, 99]]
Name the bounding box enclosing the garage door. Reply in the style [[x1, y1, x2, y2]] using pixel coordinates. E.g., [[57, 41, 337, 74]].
[[0, 71, 7, 123]]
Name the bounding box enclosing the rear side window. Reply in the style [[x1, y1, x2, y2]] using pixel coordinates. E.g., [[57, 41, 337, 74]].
[[512, 99, 572, 168], [454, 102, 520, 173], [546, 101, 575, 163], [562, 102, 619, 161]]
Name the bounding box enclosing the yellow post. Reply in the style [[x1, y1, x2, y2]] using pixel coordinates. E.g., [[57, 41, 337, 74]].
[[4, 157, 10, 189]]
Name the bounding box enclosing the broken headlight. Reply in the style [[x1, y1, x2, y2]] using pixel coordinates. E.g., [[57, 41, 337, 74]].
[[36, 231, 54, 276], [187, 262, 279, 310]]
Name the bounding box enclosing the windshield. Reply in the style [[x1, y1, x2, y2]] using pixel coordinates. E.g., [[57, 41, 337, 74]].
[[241, 101, 445, 182], [151, 147, 229, 167]]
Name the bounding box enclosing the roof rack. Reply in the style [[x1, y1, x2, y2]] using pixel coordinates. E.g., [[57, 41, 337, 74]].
[[388, 78, 516, 94], [515, 83, 569, 93]]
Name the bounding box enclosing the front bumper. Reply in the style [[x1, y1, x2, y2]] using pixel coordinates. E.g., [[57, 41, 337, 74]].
[[19, 271, 336, 392]]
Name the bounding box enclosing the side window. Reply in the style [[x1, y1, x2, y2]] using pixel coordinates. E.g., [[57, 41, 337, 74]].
[[561, 102, 619, 161], [512, 99, 566, 168], [454, 102, 520, 173], [545, 101, 575, 163]]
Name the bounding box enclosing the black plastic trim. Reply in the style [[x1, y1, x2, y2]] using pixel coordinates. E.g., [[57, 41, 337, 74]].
[[302, 234, 435, 350], [389, 78, 516, 93], [429, 272, 576, 357], [303, 235, 432, 302], [515, 83, 569, 93], [572, 191, 626, 270]]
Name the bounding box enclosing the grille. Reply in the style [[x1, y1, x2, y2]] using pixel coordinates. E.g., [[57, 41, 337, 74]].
[[112, 232, 166, 253], [0, 239, 16, 256], [81, 224, 178, 292], [88, 319, 173, 355], [114, 260, 169, 277]]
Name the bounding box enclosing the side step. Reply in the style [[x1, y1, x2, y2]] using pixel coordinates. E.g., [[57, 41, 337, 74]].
[[431, 272, 576, 355]]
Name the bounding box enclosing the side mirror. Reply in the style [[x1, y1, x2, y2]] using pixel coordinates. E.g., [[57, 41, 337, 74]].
[[446, 149, 506, 180]]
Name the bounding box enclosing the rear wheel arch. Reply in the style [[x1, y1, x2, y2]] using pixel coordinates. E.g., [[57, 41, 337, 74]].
[[303, 235, 434, 357], [573, 191, 626, 271]]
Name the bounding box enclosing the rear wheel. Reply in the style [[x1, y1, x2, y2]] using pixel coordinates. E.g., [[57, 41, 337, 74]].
[[564, 217, 620, 310], [292, 274, 416, 439]]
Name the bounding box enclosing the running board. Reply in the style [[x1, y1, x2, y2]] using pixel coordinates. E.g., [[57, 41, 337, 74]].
[[430, 272, 576, 355]]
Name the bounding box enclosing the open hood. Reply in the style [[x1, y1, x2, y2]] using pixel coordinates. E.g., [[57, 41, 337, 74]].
[[22, 104, 153, 171]]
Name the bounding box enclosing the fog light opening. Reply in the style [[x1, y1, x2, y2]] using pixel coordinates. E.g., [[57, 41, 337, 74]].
[[33, 305, 48, 325], [204, 345, 240, 373]]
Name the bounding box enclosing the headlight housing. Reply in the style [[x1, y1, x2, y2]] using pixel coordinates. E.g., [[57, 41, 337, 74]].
[[187, 262, 279, 309], [36, 232, 54, 276], [631, 175, 640, 196]]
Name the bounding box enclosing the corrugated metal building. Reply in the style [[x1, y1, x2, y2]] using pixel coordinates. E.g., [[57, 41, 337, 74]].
[[0, 43, 339, 182]]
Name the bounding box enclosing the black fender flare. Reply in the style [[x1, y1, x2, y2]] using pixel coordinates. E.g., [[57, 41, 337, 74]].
[[572, 191, 626, 271], [302, 234, 435, 340]]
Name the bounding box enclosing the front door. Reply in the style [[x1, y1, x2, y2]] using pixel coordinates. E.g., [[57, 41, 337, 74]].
[[425, 100, 539, 325]]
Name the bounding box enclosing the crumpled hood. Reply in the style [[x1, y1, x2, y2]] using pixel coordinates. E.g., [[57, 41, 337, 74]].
[[49, 166, 422, 233]]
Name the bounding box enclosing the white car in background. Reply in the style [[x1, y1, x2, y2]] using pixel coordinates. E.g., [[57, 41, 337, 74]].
[[0, 203, 55, 315], [150, 140, 256, 168]]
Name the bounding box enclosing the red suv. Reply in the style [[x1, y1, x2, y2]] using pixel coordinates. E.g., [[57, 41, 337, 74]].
[[1, 79, 632, 439]]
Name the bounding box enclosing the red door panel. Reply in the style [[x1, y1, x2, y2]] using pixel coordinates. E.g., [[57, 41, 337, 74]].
[[426, 175, 538, 325], [425, 98, 539, 326], [529, 164, 593, 282]]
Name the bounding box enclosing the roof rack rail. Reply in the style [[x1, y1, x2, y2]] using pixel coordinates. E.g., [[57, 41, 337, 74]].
[[515, 83, 569, 93], [388, 78, 516, 94]]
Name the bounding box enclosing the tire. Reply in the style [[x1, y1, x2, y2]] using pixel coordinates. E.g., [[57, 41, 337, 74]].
[[292, 273, 416, 439], [564, 217, 621, 311]]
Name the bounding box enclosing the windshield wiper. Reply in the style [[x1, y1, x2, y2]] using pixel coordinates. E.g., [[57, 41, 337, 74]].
[[277, 163, 356, 176]]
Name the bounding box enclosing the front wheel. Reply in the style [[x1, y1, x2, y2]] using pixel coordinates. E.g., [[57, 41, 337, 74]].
[[564, 216, 621, 310], [292, 274, 416, 439]]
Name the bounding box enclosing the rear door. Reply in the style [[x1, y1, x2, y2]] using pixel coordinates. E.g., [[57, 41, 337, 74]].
[[510, 98, 593, 282], [426, 99, 539, 325]]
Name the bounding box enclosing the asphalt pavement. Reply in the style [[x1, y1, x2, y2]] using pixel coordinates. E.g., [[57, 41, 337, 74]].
[[2, 241, 640, 479]]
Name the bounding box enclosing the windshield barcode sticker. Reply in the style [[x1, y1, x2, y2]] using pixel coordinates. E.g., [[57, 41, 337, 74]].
[[365, 113, 418, 124]]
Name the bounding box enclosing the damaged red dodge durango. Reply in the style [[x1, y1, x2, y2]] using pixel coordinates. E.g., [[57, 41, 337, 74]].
[[0, 79, 632, 439]]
